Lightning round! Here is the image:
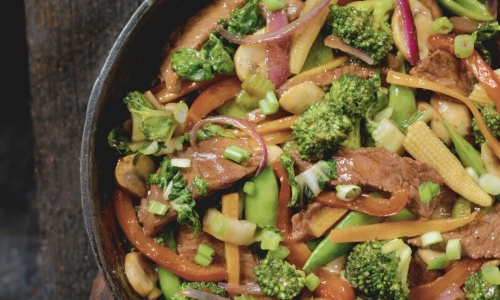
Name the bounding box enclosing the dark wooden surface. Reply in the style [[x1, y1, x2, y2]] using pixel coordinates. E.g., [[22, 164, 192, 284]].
[[22, 0, 144, 299]]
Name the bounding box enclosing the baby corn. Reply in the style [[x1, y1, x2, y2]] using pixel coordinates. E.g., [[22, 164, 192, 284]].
[[404, 121, 492, 207]]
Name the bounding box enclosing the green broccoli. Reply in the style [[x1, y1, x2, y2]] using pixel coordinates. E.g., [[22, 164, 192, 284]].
[[218, 0, 265, 36], [344, 238, 412, 300], [123, 91, 178, 143], [295, 159, 336, 202], [279, 152, 301, 207], [463, 270, 500, 300], [472, 104, 500, 147], [170, 281, 227, 300], [291, 73, 380, 161], [329, 0, 395, 65], [253, 256, 306, 299], [149, 157, 200, 234]]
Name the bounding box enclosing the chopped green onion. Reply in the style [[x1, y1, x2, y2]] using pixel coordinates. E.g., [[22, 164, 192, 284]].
[[243, 181, 256, 196], [267, 245, 290, 260], [305, 273, 321, 291], [194, 243, 215, 267], [223, 145, 252, 163], [465, 166, 479, 182], [173, 102, 189, 123], [432, 16, 454, 34], [170, 158, 191, 168], [259, 91, 280, 115], [382, 238, 406, 254], [454, 34, 476, 58], [241, 73, 275, 99], [445, 239, 461, 260], [335, 184, 362, 201], [260, 235, 281, 251], [421, 231, 443, 247], [147, 200, 169, 216], [427, 256, 450, 270], [418, 181, 440, 204], [481, 265, 500, 285], [451, 196, 471, 219], [263, 0, 286, 11], [478, 173, 500, 195]]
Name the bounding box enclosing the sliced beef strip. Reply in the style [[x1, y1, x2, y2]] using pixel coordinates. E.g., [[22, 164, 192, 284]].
[[417, 0, 443, 19], [290, 202, 330, 242], [176, 225, 261, 284], [159, 0, 247, 94], [408, 203, 500, 259], [409, 49, 476, 98], [137, 184, 178, 237], [330, 147, 444, 219], [172, 136, 262, 199], [407, 251, 443, 288]]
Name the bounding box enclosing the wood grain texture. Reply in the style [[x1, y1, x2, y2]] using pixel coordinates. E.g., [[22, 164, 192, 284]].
[[23, 0, 143, 298]]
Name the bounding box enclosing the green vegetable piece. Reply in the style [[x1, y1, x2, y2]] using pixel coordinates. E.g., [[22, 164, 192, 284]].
[[386, 207, 417, 221], [223, 145, 252, 163], [216, 99, 250, 119], [263, 0, 286, 11], [464, 270, 500, 299], [432, 16, 454, 34], [472, 104, 500, 147], [443, 119, 486, 176], [279, 152, 301, 207], [244, 164, 279, 227], [170, 282, 227, 300], [451, 196, 472, 219], [418, 181, 441, 204], [427, 256, 450, 270], [147, 200, 169, 215], [222, 0, 265, 36], [192, 176, 209, 197], [305, 273, 321, 291], [267, 244, 291, 260], [302, 211, 383, 273], [300, 33, 334, 72], [157, 266, 181, 298], [481, 265, 500, 285], [421, 230, 443, 247], [436, 0, 494, 21], [259, 91, 280, 116], [388, 52, 417, 127], [254, 257, 306, 299], [446, 238, 462, 260], [243, 181, 256, 196], [454, 34, 476, 58]]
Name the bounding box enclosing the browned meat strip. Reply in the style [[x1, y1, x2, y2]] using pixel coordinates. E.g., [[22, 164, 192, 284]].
[[137, 184, 177, 237], [409, 49, 475, 98], [177, 225, 226, 266], [276, 64, 376, 96], [284, 0, 305, 21], [407, 251, 443, 288], [417, 0, 443, 19], [330, 147, 444, 219], [290, 202, 329, 242], [173, 136, 262, 199], [159, 0, 247, 94], [408, 203, 500, 259]]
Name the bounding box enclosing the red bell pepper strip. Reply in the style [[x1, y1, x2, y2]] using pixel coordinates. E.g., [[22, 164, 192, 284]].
[[313, 268, 355, 300], [184, 76, 242, 132], [428, 34, 500, 113], [409, 257, 485, 300], [314, 189, 409, 217], [114, 188, 227, 281], [272, 160, 311, 270]]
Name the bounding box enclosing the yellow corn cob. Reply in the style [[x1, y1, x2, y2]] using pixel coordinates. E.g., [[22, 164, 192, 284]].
[[404, 120, 492, 207], [289, 0, 337, 74], [469, 83, 494, 107]]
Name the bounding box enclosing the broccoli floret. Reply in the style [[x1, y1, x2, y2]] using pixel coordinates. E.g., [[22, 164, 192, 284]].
[[124, 91, 178, 143], [463, 270, 500, 300], [279, 152, 301, 207], [291, 73, 380, 161], [149, 158, 201, 234], [295, 159, 336, 202], [344, 239, 412, 300], [218, 0, 265, 36], [170, 281, 227, 300], [253, 257, 306, 299], [472, 104, 500, 147], [329, 0, 394, 64]]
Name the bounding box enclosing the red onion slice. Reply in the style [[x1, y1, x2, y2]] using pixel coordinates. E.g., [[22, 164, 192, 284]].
[[189, 115, 268, 175], [394, 0, 419, 66], [218, 282, 264, 295], [324, 35, 375, 65], [264, 7, 291, 88], [179, 289, 230, 300], [217, 0, 331, 44]]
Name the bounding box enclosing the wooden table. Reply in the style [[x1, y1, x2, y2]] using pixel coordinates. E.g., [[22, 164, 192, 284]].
[[24, 0, 144, 299]]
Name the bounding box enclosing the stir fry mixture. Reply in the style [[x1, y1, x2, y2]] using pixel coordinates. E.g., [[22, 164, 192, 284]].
[[108, 0, 500, 299]]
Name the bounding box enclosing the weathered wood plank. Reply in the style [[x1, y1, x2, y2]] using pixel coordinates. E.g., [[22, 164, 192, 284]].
[[23, 0, 143, 298]]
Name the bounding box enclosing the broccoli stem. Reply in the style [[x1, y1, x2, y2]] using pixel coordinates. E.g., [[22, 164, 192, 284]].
[[302, 211, 383, 273], [157, 266, 181, 298]]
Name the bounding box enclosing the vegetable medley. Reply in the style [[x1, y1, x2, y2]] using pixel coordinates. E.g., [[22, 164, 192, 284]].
[[108, 0, 500, 299]]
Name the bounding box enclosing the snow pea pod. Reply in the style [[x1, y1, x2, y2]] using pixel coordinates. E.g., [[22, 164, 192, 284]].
[[437, 0, 494, 21], [302, 211, 382, 273], [244, 164, 279, 227]]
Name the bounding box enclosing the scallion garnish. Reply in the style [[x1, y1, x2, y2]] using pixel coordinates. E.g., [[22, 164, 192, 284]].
[[445, 238, 461, 260], [418, 181, 440, 204], [147, 200, 169, 216], [194, 243, 215, 267], [305, 273, 321, 291], [454, 34, 476, 58], [432, 16, 453, 34], [259, 90, 280, 115], [421, 230, 443, 247], [427, 256, 449, 270], [223, 145, 252, 163], [481, 265, 500, 285], [335, 184, 362, 201]]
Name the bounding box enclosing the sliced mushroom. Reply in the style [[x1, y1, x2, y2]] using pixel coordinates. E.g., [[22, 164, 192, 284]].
[[115, 154, 156, 198], [233, 28, 267, 82], [279, 81, 325, 115], [124, 252, 162, 299], [429, 95, 472, 145]]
